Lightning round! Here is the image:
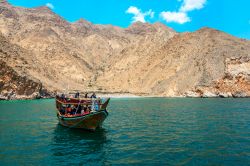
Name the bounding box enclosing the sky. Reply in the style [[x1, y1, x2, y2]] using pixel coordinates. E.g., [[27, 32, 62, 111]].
[[8, 0, 250, 39]]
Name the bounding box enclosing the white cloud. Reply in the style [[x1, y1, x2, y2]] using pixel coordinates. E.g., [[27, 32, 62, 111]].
[[160, 11, 190, 24], [160, 0, 207, 24], [180, 0, 207, 12], [46, 3, 54, 9], [126, 6, 154, 23], [127, 6, 140, 15]]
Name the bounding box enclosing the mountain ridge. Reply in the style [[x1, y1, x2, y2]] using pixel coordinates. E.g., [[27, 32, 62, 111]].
[[0, 1, 249, 99]]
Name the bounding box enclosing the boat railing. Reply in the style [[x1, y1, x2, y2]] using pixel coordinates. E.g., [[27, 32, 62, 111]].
[[56, 100, 103, 106], [56, 96, 110, 109], [58, 93, 101, 100], [56, 97, 101, 103]]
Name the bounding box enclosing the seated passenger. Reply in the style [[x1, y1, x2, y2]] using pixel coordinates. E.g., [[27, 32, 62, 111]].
[[71, 106, 77, 115], [75, 92, 80, 98], [85, 107, 90, 114], [59, 108, 65, 115], [76, 105, 82, 114], [66, 105, 71, 115], [81, 106, 87, 114]]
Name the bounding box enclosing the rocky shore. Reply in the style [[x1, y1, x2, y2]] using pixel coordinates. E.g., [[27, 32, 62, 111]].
[[0, 90, 249, 101], [0, 91, 55, 100], [184, 90, 249, 98]]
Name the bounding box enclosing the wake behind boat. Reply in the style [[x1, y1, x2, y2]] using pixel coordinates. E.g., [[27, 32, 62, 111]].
[[55, 93, 110, 131]]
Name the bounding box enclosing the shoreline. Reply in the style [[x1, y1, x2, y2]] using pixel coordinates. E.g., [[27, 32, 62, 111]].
[[0, 93, 249, 101]]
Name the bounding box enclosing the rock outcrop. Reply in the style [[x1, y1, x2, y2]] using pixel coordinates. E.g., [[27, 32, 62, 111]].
[[0, 32, 53, 99], [0, 1, 249, 99]]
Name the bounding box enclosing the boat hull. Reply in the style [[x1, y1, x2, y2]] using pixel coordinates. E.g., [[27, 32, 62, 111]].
[[57, 110, 108, 131]]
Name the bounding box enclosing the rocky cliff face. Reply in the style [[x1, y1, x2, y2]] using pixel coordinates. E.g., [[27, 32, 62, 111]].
[[0, 33, 52, 99], [0, 1, 249, 98], [0, 60, 41, 98]]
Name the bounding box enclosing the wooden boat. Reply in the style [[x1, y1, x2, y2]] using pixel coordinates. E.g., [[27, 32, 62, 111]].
[[55, 95, 110, 131]]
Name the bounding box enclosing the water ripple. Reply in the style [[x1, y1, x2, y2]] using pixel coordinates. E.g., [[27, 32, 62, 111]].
[[0, 98, 250, 165]]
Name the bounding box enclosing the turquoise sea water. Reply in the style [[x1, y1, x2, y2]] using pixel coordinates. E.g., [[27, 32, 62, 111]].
[[0, 98, 250, 165]]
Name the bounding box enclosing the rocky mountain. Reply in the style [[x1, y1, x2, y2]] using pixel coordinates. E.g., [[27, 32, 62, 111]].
[[0, 0, 249, 98]]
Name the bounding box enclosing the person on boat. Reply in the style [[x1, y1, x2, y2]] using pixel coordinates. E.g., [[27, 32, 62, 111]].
[[59, 107, 65, 115], [90, 93, 98, 111], [61, 93, 65, 99], [81, 105, 90, 115], [71, 106, 77, 115], [81, 106, 87, 115], [75, 92, 80, 98], [76, 104, 82, 114], [84, 93, 88, 98], [90, 93, 96, 98], [86, 106, 90, 114], [65, 104, 72, 115]]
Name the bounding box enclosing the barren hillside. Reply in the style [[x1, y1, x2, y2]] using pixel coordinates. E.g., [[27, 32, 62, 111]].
[[0, 0, 249, 98]]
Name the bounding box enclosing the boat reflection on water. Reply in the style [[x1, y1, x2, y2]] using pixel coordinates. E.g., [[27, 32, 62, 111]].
[[50, 124, 109, 165]]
